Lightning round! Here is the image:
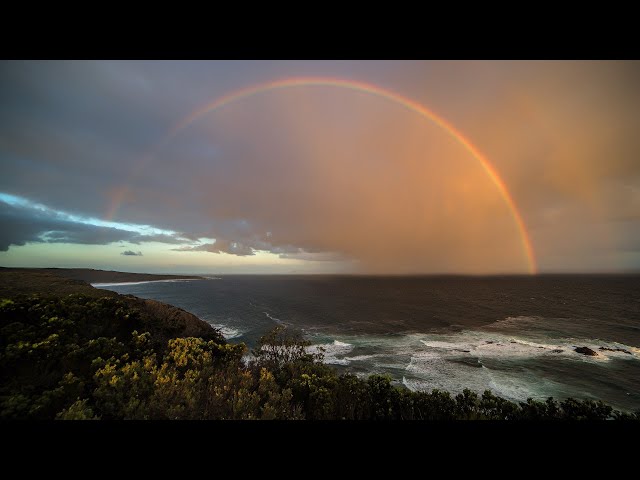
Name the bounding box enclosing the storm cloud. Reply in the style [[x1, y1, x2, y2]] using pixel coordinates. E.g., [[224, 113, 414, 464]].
[[1, 61, 639, 273], [121, 250, 143, 256]]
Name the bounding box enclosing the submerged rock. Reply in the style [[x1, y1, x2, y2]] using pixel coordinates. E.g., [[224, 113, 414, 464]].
[[574, 346, 598, 356], [599, 347, 632, 355]]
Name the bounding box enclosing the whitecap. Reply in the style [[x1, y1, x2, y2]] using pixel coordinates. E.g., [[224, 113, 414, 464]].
[[343, 354, 378, 362], [415, 330, 640, 363], [210, 324, 243, 339], [308, 339, 354, 365], [404, 352, 493, 395], [263, 312, 284, 324]]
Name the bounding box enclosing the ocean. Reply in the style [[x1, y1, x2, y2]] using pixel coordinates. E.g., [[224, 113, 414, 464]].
[[94, 274, 640, 412]]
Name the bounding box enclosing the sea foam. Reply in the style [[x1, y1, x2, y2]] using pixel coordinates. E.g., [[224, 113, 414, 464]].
[[263, 312, 284, 325], [308, 339, 354, 365], [211, 324, 243, 340]]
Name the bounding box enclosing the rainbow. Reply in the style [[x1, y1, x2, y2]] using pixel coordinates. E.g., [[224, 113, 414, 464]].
[[107, 77, 537, 274]]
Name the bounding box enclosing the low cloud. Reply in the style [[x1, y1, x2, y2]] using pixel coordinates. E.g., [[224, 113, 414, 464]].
[[173, 238, 255, 256], [128, 233, 191, 245], [278, 250, 346, 262], [0, 199, 189, 252], [121, 250, 143, 256]]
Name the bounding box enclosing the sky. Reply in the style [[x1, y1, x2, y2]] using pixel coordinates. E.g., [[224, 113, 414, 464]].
[[1, 60, 639, 274]]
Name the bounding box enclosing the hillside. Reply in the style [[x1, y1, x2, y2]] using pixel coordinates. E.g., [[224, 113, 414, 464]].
[[0, 268, 221, 345]]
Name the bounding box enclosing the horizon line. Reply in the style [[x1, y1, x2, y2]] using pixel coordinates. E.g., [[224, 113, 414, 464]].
[[3, 266, 639, 277]]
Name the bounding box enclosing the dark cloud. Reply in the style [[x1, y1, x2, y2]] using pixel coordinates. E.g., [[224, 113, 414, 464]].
[[128, 233, 192, 245], [173, 239, 255, 256], [121, 250, 143, 256], [0, 200, 129, 251], [0, 199, 187, 251]]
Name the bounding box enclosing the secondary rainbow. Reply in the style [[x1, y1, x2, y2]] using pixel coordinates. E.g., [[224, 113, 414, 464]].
[[106, 77, 537, 274]]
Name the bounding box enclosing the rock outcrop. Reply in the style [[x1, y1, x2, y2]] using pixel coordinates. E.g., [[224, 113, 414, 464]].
[[599, 347, 632, 355], [574, 346, 598, 356]]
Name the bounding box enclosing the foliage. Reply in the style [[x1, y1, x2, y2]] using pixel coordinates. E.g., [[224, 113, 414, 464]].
[[251, 325, 322, 369], [1, 295, 638, 421]]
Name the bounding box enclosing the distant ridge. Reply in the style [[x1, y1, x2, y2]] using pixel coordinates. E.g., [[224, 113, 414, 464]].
[[0, 267, 204, 285]]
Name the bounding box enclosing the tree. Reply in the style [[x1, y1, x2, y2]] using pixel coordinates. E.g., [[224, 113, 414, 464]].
[[251, 326, 322, 370]]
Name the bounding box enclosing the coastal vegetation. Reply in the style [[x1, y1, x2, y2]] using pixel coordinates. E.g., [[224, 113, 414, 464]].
[[1, 289, 638, 420]]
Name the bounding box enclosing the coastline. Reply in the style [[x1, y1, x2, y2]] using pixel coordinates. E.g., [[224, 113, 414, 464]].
[[91, 278, 205, 287], [32, 267, 205, 284]]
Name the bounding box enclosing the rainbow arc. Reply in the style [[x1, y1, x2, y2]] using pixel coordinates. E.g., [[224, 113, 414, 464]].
[[106, 77, 536, 274]]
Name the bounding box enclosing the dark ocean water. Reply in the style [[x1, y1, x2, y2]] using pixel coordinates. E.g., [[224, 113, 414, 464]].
[[94, 275, 640, 412]]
